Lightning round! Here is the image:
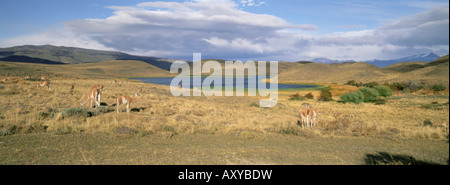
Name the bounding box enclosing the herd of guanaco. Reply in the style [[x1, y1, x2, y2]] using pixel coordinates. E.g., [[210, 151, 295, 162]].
[[6, 76, 331, 126], [4, 75, 142, 114]]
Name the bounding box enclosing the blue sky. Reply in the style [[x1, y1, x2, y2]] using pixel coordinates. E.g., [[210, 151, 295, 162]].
[[0, 0, 449, 61]]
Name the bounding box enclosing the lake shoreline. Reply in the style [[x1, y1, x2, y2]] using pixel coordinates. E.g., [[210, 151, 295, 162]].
[[128, 76, 323, 91]]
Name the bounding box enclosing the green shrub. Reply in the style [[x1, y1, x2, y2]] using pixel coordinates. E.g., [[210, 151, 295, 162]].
[[345, 80, 357, 86], [288, 93, 304, 101], [60, 107, 91, 119], [358, 87, 380, 102], [431, 84, 446, 93], [423, 119, 433, 127], [318, 87, 333, 101], [340, 91, 364, 104], [364, 81, 379, 88], [374, 86, 393, 97]]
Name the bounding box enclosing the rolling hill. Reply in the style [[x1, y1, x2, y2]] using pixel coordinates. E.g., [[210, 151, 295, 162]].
[[278, 55, 449, 84], [0, 60, 173, 79], [0, 45, 448, 85], [0, 45, 174, 70]]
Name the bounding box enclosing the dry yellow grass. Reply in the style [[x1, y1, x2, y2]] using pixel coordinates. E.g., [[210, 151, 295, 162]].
[[1, 60, 449, 165], [1, 77, 448, 141]]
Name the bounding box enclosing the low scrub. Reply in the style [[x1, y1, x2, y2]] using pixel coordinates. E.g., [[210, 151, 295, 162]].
[[358, 87, 380, 103], [318, 87, 333, 101], [373, 86, 392, 98], [288, 93, 304, 101], [60, 107, 91, 119], [340, 91, 364, 104]]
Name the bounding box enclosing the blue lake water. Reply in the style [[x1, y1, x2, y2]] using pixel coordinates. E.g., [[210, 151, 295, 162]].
[[131, 76, 317, 90]]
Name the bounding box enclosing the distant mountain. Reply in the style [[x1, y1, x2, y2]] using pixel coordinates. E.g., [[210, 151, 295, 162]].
[[0, 45, 174, 70], [367, 52, 440, 68], [311, 58, 357, 64], [311, 52, 441, 68]]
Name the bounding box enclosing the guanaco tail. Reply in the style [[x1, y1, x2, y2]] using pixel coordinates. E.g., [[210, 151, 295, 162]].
[[80, 84, 103, 108]]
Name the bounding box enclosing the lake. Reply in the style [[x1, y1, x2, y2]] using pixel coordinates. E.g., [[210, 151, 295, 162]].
[[131, 76, 317, 90]]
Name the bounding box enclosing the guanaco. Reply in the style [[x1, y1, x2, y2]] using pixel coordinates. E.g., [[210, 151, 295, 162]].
[[80, 87, 101, 108], [302, 103, 318, 127], [299, 108, 309, 128], [116, 88, 142, 113], [69, 84, 74, 92], [36, 81, 50, 90], [92, 84, 104, 92]]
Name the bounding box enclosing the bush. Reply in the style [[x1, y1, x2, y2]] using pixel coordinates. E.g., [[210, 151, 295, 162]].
[[389, 82, 405, 91], [358, 87, 380, 102], [431, 84, 446, 93], [304, 93, 314, 99], [340, 91, 364, 104], [288, 93, 304, 101], [60, 107, 91, 119], [404, 81, 423, 92], [423, 119, 433, 127], [318, 87, 333, 101], [345, 80, 357, 86], [364, 81, 379, 88], [374, 86, 393, 97]]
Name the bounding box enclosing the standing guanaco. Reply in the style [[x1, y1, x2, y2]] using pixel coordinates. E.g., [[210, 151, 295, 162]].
[[116, 88, 142, 113]]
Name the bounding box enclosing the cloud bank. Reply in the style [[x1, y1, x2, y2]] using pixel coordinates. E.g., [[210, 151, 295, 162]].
[[1, 0, 448, 61]]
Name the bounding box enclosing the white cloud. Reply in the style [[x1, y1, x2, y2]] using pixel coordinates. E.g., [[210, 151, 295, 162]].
[[240, 0, 266, 7], [0, 1, 448, 61]]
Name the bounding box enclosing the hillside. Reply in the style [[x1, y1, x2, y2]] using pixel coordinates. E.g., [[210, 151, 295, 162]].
[[0, 45, 174, 70], [278, 56, 449, 84], [0, 60, 172, 79], [278, 62, 388, 83], [383, 62, 428, 73]]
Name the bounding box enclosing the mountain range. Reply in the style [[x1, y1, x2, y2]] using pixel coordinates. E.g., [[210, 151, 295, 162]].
[[312, 52, 441, 67], [0, 45, 445, 70], [0, 45, 174, 70], [1, 45, 448, 85]]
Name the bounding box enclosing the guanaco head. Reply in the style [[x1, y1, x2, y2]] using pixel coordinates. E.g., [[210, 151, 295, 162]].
[[135, 88, 142, 97], [302, 103, 312, 109], [92, 84, 104, 92]]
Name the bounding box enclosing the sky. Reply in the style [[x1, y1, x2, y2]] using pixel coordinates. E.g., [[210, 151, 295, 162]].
[[0, 0, 449, 61]]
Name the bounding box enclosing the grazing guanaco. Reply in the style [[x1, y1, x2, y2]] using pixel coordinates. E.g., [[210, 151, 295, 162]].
[[24, 76, 31, 80], [41, 76, 47, 80], [80, 87, 101, 108], [114, 80, 123, 86], [116, 88, 142, 114], [2, 78, 8, 82], [69, 84, 74, 92], [36, 81, 50, 90]]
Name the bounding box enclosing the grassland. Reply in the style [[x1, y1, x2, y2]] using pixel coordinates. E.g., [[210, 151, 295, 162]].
[[0, 60, 449, 165]]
